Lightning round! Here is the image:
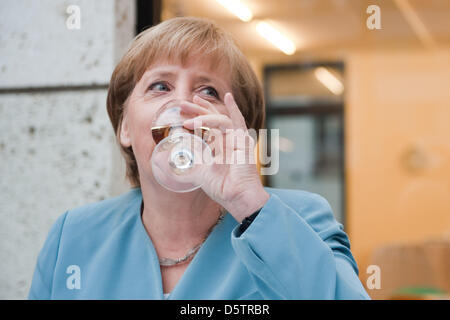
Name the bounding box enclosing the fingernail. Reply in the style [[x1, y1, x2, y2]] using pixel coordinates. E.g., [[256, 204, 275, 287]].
[[183, 119, 194, 128]]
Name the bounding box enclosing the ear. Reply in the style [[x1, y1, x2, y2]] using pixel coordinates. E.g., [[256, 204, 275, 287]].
[[119, 112, 132, 148]]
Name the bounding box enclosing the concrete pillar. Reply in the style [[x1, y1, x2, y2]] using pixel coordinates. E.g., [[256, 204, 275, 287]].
[[0, 0, 135, 299]]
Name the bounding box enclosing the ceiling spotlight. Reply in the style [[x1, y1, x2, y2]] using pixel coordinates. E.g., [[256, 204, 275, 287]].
[[314, 67, 344, 95], [215, 0, 253, 22], [255, 21, 296, 55]]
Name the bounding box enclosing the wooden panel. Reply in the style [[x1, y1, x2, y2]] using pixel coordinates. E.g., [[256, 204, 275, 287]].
[[345, 49, 450, 298]]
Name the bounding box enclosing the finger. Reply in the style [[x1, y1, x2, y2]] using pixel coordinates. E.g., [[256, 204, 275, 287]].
[[224, 92, 247, 130], [179, 101, 211, 116], [205, 128, 225, 160], [183, 114, 233, 132], [193, 95, 220, 114]]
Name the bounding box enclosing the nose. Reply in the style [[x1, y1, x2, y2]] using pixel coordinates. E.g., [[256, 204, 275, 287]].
[[172, 83, 193, 103]]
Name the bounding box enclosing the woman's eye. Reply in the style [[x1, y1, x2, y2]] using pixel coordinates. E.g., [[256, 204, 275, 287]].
[[201, 86, 219, 98], [149, 82, 170, 92]]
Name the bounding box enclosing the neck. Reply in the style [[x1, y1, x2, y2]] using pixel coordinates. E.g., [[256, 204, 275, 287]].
[[139, 175, 222, 258]]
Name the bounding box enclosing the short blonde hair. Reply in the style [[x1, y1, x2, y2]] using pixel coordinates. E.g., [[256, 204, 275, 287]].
[[107, 17, 265, 187]]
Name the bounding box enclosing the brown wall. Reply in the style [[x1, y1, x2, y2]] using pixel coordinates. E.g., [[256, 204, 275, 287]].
[[345, 48, 450, 297]]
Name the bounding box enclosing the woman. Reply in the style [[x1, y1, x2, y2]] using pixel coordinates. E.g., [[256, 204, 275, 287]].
[[29, 17, 370, 300]]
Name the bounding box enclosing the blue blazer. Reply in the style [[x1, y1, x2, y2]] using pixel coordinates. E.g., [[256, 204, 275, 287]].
[[29, 187, 370, 299]]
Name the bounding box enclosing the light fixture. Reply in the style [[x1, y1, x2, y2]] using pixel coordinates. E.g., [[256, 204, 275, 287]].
[[314, 67, 344, 95], [215, 0, 253, 22], [255, 21, 296, 55]]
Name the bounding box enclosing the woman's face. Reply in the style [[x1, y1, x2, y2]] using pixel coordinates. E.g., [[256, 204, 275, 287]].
[[119, 56, 232, 183]]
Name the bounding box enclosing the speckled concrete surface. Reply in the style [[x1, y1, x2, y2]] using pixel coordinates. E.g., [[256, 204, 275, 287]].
[[0, 0, 135, 299], [0, 0, 115, 88], [0, 90, 131, 299]]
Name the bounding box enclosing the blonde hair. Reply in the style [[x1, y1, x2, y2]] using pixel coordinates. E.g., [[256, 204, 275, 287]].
[[106, 17, 265, 187]]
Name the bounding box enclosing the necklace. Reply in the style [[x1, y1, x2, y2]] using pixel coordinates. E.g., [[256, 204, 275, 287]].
[[158, 242, 203, 267], [158, 212, 225, 267]]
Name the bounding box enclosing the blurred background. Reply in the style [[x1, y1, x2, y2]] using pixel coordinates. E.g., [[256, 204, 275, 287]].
[[0, 0, 449, 299]]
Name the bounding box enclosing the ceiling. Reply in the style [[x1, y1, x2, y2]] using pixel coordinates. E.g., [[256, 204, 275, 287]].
[[162, 0, 450, 60]]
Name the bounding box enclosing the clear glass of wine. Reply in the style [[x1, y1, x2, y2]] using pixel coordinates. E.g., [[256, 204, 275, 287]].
[[150, 100, 213, 193]]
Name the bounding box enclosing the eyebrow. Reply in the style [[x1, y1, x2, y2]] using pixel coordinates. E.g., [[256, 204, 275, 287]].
[[195, 76, 216, 84], [146, 71, 176, 79], [143, 68, 228, 90], [147, 72, 220, 85]]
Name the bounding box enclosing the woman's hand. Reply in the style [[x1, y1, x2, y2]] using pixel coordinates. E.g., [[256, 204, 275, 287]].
[[182, 93, 269, 223]]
